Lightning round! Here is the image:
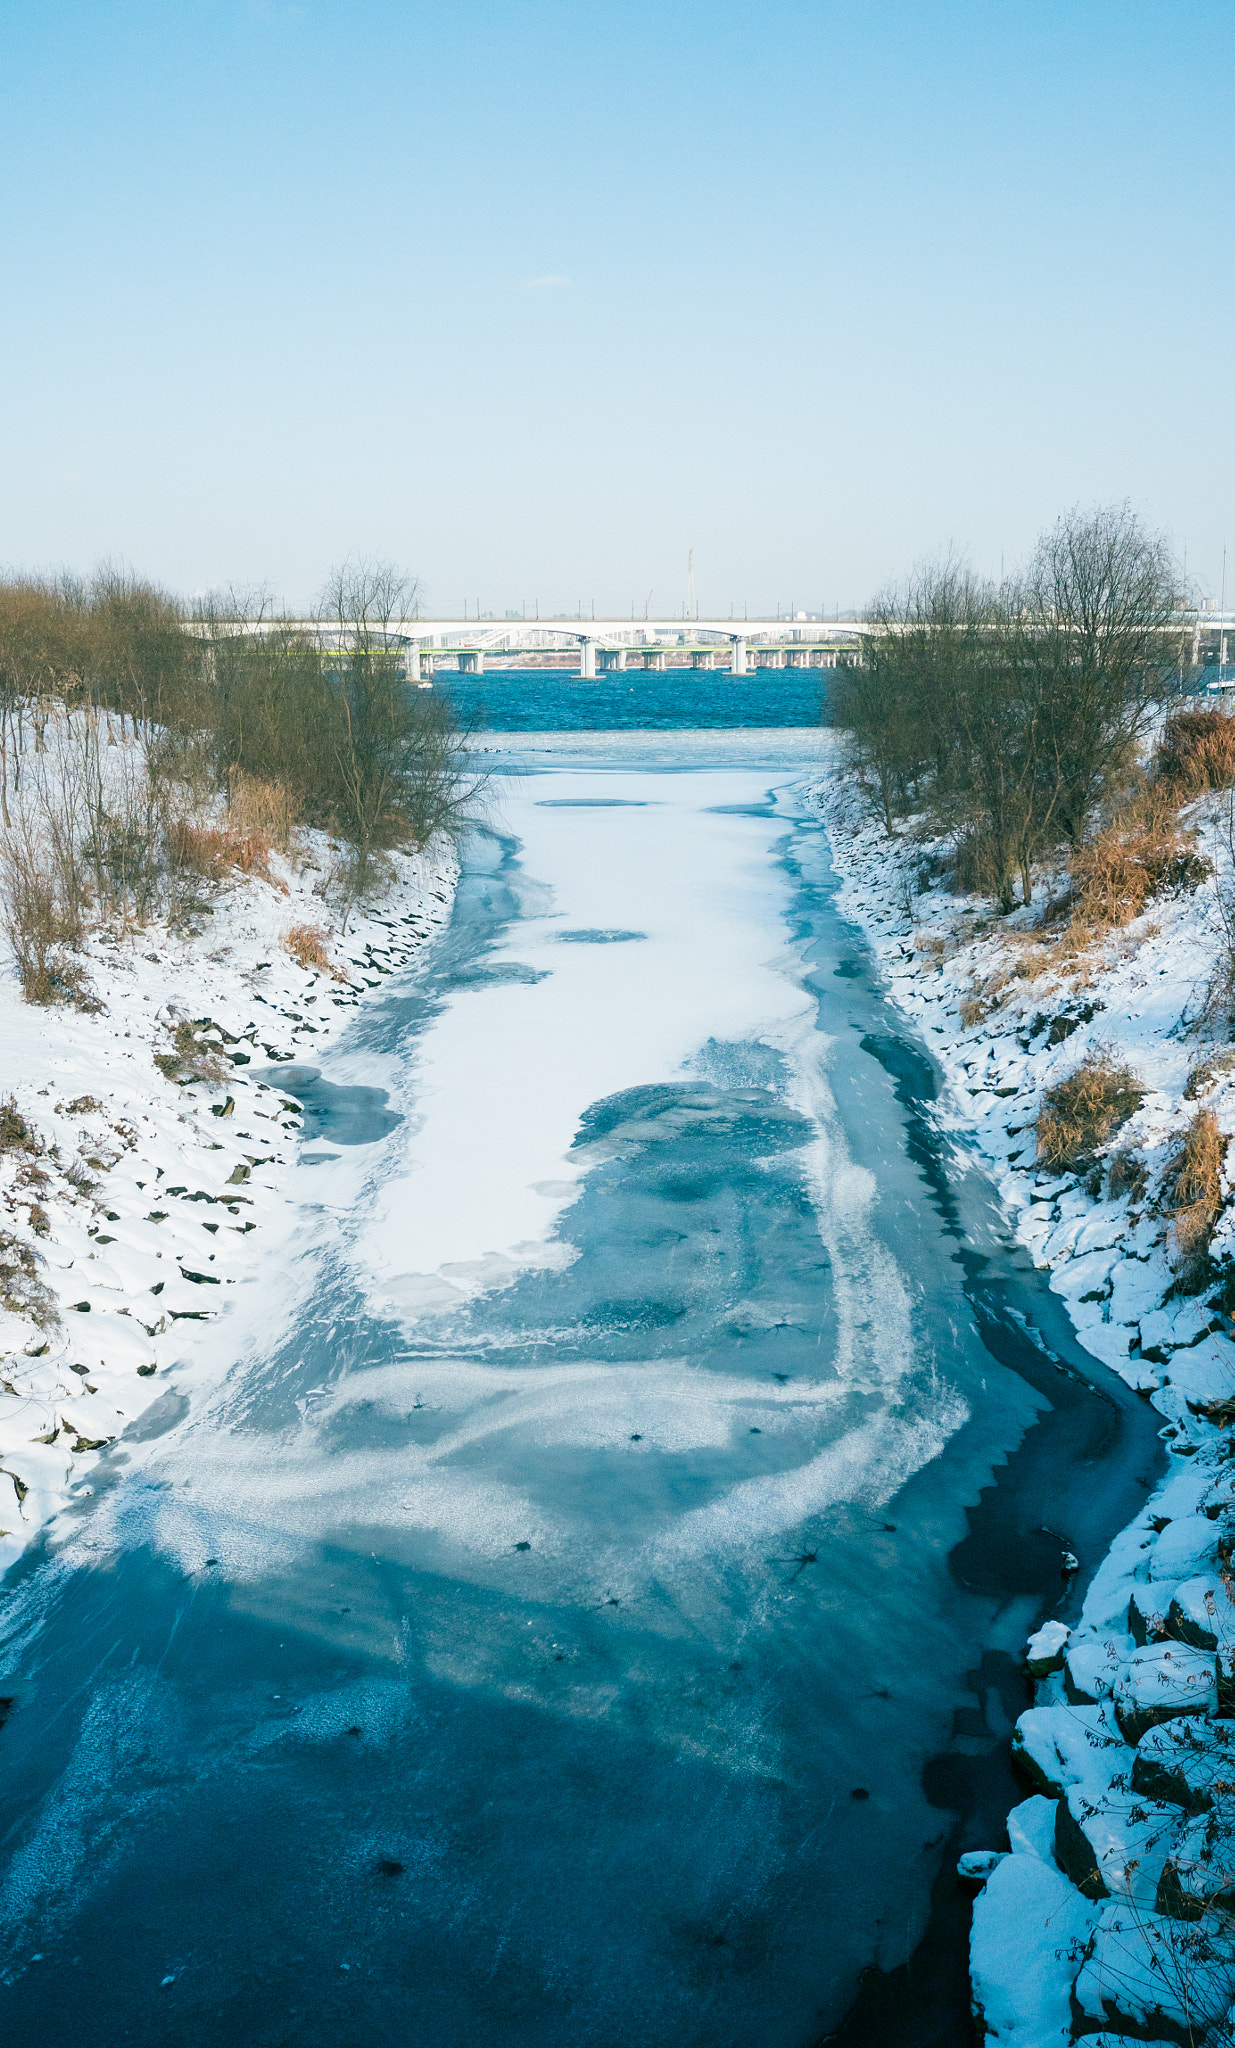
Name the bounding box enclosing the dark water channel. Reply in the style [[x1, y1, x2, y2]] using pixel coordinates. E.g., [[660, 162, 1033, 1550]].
[[0, 750, 1161, 2047]]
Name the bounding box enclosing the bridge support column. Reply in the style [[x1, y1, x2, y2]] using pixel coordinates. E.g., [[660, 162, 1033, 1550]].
[[598, 647, 626, 671], [690, 650, 715, 669], [730, 637, 747, 675], [580, 638, 596, 679], [459, 649, 485, 675], [407, 643, 422, 683]]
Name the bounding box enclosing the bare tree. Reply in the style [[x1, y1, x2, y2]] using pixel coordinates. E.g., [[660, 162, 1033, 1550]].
[[1014, 503, 1185, 850]]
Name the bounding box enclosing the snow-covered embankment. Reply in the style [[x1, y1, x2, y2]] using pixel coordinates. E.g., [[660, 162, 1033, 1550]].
[[0, 832, 456, 1580], [814, 765, 1235, 2045]]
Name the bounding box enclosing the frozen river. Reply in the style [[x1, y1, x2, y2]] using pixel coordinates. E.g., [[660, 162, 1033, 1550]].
[[0, 737, 1160, 2044]]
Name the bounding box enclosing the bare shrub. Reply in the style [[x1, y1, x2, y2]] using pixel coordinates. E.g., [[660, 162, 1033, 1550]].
[[1187, 1050, 1235, 1101], [1165, 1108, 1227, 1292], [1107, 1147, 1148, 1203], [0, 816, 90, 1005], [0, 1229, 57, 1328], [1037, 1053, 1146, 1174], [1157, 706, 1235, 794], [283, 923, 333, 973], [154, 1019, 229, 1087], [0, 1097, 40, 1155]]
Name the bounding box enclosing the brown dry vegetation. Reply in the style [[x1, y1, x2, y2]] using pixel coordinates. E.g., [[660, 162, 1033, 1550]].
[[227, 769, 297, 852], [1156, 707, 1235, 795], [1064, 791, 1212, 941], [153, 1020, 230, 1087], [0, 1229, 57, 1328], [0, 1096, 39, 1155], [282, 923, 334, 974], [1165, 1108, 1228, 1291], [1036, 1053, 1146, 1175], [166, 820, 284, 891]]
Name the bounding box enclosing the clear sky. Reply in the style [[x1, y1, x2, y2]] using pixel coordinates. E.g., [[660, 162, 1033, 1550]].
[[3, 0, 1231, 615]]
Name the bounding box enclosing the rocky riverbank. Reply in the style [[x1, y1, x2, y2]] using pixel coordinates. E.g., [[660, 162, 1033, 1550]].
[[814, 763, 1235, 2046], [0, 829, 457, 1580]]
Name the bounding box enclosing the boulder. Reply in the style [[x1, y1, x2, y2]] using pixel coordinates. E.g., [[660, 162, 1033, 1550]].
[[1168, 1574, 1235, 1653], [1026, 1617, 1070, 1677], [970, 1854, 1097, 2046], [1149, 1515, 1218, 1582], [1132, 1719, 1219, 1814], [1013, 1703, 1131, 1800], [1073, 1899, 1235, 2044], [1112, 1644, 1217, 1744]]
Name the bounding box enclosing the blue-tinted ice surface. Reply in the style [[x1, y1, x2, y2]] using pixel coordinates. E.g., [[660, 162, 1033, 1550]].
[[276, 1066, 400, 1146], [0, 740, 1161, 2048]]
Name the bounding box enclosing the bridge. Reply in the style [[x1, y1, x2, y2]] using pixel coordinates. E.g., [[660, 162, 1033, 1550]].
[[197, 607, 1235, 684], [209, 616, 874, 680]]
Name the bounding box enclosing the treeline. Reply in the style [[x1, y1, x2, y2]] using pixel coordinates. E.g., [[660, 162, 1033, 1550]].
[[830, 505, 1188, 908], [0, 562, 464, 858], [0, 561, 469, 1000]]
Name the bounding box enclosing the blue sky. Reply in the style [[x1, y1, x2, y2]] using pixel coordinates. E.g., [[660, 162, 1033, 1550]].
[[2, 0, 1231, 613]]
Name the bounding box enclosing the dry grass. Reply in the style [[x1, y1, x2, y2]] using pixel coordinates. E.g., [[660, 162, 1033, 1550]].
[[166, 820, 286, 892], [1156, 707, 1235, 794], [283, 922, 335, 974], [1165, 1107, 1227, 1292], [1036, 1052, 1146, 1175], [227, 769, 297, 853], [1065, 792, 1211, 941]]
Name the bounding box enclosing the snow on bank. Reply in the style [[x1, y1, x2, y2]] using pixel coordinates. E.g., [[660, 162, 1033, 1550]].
[[814, 761, 1235, 2044], [0, 825, 457, 1580]]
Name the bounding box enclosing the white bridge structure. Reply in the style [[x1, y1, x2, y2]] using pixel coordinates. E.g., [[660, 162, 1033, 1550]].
[[201, 607, 1235, 683], [242, 616, 874, 680]]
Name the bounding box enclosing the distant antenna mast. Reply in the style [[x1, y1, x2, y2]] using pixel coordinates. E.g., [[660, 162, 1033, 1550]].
[[687, 549, 696, 621]]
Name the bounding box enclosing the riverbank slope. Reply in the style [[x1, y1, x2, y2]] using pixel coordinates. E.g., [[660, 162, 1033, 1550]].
[[814, 760, 1235, 2045], [0, 830, 457, 1578]]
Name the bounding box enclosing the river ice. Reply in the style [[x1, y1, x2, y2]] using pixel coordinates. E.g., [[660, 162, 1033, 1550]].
[[0, 747, 1157, 2047]]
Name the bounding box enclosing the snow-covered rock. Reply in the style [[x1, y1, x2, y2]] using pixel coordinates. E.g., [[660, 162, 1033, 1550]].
[[970, 1853, 1097, 2044], [813, 764, 1235, 2039], [1027, 1618, 1070, 1677]]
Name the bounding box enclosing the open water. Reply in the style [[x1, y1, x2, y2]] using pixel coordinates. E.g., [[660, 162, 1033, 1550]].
[[0, 684, 1161, 2046]]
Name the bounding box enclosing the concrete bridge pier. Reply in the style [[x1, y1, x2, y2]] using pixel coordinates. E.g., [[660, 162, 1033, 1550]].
[[690, 650, 715, 669], [729, 637, 748, 675], [406, 643, 422, 683], [598, 647, 626, 672], [579, 637, 597, 679], [458, 649, 485, 675], [641, 650, 667, 671], [761, 649, 785, 669]]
